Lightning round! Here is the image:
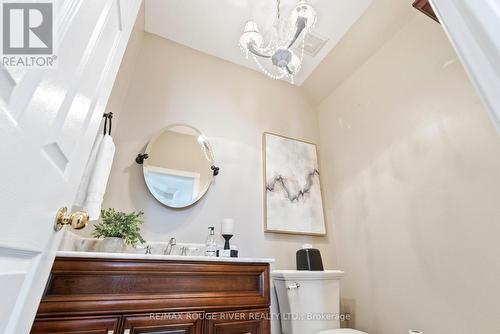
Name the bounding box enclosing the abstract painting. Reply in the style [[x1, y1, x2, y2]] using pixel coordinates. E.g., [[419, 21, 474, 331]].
[[263, 132, 326, 235]]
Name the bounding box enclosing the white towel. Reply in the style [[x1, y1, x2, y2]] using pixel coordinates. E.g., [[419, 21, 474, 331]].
[[74, 133, 103, 207], [82, 134, 116, 220]]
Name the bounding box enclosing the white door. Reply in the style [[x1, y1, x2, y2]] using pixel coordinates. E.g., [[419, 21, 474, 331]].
[[0, 1, 141, 333], [430, 0, 500, 133]]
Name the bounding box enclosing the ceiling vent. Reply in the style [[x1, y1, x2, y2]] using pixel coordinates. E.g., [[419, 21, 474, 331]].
[[293, 32, 328, 57]]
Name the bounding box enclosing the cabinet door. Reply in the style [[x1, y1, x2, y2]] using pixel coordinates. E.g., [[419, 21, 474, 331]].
[[31, 316, 120, 334], [205, 310, 270, 334], [122, 312, 203, 334]]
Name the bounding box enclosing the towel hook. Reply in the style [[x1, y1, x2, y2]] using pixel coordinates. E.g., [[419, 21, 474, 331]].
[[103, 112, 113, 135]]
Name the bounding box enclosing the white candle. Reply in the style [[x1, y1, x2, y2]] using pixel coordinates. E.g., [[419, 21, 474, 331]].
[[221, 218, 234, 235]]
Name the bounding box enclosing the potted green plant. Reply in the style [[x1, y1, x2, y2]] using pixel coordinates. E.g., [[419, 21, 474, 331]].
[[92, 208, 146, 252]]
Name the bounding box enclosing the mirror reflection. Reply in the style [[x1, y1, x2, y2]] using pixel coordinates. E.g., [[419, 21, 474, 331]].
[[143, 124, 214, 208]]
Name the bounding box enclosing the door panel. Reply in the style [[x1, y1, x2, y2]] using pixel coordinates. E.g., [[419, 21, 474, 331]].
[[0, 0, 142, 333], [31, 316, 120, 334], [122, 312, 203, 334]]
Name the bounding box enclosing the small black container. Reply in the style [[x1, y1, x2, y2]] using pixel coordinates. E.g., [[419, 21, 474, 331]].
[[296, 248, 324, 271]]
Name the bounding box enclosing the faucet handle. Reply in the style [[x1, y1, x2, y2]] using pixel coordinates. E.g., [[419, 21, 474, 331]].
[[181, 246, 188, 256], [163, 237, 177, 255], [144, 245, 152, 254]]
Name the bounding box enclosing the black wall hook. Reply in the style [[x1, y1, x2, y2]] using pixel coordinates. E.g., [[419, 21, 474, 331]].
[[103, 112, 113, 135], [136, 153, 149, 164], [211, 165, 220, 176]]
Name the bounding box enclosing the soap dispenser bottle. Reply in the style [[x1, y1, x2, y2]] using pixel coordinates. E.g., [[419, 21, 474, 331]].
[[205, 226, 217, 257]]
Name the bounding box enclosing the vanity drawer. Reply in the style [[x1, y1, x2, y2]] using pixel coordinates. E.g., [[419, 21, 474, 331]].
[[122, 312, 203, 334], [31, 315, 121, 334], [37, 257, 270, 317]]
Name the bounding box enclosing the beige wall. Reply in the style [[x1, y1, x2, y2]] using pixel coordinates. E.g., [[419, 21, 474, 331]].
[[98, 32, 335, 271], [317, 13, 500, 334]]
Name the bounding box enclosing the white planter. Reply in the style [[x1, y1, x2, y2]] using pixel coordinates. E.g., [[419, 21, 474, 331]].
[[99, 237, 125, 253]]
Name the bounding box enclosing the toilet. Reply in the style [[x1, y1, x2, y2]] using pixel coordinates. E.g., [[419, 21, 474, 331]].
[[272, 270, 367, 334]]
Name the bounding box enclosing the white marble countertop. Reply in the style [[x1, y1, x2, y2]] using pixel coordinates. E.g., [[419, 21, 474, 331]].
[[57, 250, 275, 263]]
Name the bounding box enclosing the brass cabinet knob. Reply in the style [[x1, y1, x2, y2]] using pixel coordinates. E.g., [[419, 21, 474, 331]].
[[54, 207, 89, 231]]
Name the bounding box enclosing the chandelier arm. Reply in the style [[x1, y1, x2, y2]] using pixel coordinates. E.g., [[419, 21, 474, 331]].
[[248, 42, 272, 58], [287, 17, 307, 49]]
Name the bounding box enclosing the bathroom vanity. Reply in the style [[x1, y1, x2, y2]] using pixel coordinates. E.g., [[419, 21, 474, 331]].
[[31, 252, 273, 334]]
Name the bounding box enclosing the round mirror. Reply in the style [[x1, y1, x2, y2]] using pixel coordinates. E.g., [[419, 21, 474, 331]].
[[143, 124, 215, 208]]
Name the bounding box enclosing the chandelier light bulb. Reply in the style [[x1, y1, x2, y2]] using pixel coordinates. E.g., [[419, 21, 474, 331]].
[[288, 52, 301, 73], [239, 20, 263, 50], [291, 0, 317, 31]]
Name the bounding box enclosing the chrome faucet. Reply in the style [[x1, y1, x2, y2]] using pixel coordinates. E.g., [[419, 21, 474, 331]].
[[164, 237, 176, 255], [144, 245, 152, 254]]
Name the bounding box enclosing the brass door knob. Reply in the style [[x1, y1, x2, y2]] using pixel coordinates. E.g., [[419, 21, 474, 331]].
[[54, 207, 89, 231]]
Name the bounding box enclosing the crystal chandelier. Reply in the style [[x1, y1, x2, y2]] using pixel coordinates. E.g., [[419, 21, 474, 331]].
[[239, 0, 317, 84]]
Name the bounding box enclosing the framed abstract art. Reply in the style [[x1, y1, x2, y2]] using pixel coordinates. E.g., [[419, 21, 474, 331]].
[[263, 132, 326, 236]]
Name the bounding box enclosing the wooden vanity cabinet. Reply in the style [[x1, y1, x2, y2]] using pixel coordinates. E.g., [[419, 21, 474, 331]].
[[31, 257, 270, 334]]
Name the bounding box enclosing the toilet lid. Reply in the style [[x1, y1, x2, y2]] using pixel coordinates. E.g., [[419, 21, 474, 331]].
[[317, 329, 368, 334]]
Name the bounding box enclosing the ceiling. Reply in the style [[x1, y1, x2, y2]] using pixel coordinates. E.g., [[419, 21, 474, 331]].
[[145, 0, 373, 86], [302, 0, 417, 102]]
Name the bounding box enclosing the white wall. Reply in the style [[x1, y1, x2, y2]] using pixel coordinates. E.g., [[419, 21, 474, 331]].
[[317, 14, 500, 334], [97, 32, 335, 271]]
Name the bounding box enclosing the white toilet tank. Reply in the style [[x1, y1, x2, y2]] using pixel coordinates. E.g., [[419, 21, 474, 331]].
[[272, 270, 345, 334]]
